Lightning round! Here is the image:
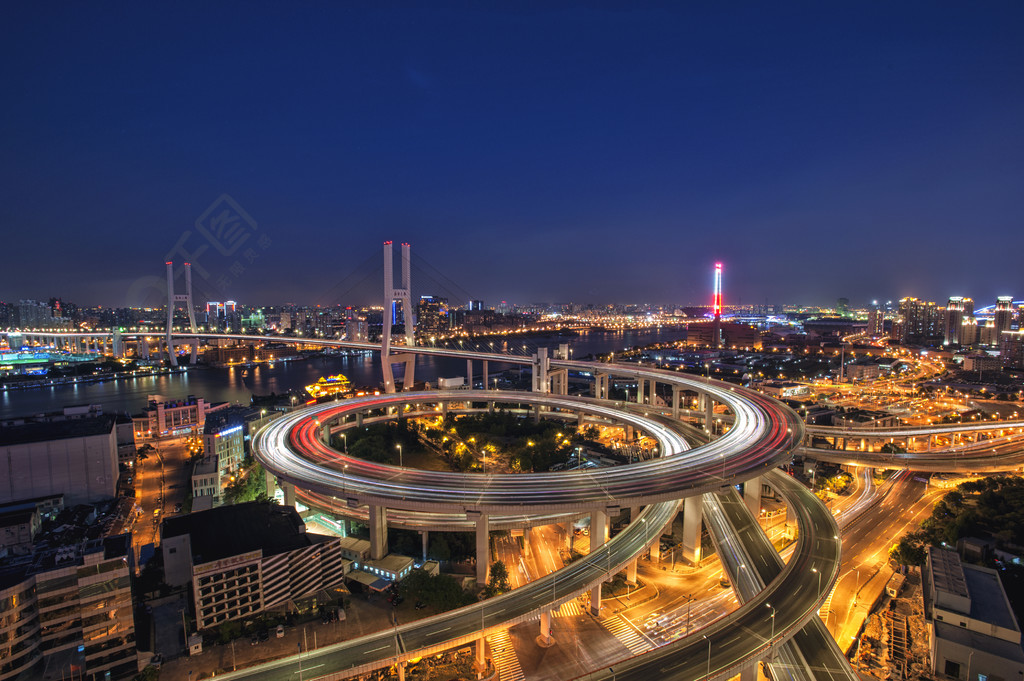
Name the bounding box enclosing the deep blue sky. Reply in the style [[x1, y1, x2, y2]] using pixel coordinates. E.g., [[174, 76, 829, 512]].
[[1, 2, 1022, 309]]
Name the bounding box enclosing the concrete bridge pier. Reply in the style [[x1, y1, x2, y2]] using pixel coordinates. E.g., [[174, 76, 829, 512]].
[[475, 636, 487, 678], [743, 476, 761, 516], [281, 481, 296, 507], [594, 372, 609, 400], [671, 386, 681, 419], [590, 509, 609, 614], [538, 610, 554, 645], [681, 496, 703, 564], [369, 505, 388, 560], [482, 360, 488, 390], [421, 530, 429, 562], [474, 513, 490, 585], [522, 526, 532, 557], [704, 396, 714, 434], [626, 558, 638, 585]]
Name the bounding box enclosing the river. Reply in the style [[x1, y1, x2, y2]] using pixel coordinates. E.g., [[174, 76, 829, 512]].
[[0, 328, 687, 419]]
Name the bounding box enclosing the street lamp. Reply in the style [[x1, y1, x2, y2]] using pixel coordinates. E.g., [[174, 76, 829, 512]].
[[766, 603, 776, 650], [341, 433, 347, 453], [396, 444, 403, 468], [812, 567, 821, 596]]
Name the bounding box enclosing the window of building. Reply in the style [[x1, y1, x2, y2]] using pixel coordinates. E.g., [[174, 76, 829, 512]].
[[944, 661, 960, 679]]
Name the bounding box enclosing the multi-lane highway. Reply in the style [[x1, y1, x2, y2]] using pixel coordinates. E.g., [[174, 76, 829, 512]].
[[242, 363, 855, 681]]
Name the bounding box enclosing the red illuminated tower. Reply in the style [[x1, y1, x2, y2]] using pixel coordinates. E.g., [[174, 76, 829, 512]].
[[712, 262, 723, 349]]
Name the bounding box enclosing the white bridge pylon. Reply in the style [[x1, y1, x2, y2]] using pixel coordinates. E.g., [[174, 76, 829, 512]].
[[165, 261, 198, 367], [381, 241, 416, 393]]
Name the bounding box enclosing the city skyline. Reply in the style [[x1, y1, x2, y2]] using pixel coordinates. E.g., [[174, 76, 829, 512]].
[[2, 3, 1022, 306]]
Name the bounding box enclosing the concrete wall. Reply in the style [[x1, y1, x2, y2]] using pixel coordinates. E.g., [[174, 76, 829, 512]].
[[0, 428, 118, 506]]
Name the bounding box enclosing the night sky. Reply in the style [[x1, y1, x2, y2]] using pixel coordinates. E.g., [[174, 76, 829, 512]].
[[2, 3, 1022, 309]]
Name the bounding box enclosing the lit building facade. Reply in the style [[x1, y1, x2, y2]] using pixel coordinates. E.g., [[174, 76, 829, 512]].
[[0, 535, 137, 681], [161, 503, 349, 631]]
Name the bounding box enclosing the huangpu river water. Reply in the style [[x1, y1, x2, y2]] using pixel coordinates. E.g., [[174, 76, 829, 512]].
[[0, 328, 687, 419]]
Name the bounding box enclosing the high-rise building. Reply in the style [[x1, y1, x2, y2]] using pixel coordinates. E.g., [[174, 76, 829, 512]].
[[994, 296, 1014, 336], [416, 295, 449, 340], [468, 300, 484, 311], [896, 297, 942, 344], [944, 297, 968, 346], [867, 301, 885, 338], [0, 534, 138, 681]]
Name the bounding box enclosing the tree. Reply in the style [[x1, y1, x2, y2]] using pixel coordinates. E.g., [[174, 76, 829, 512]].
[[428, 536, 451, 562], [483, 560, 511, 597], [224, 463, 270, 505], [133, 667, 160, 681]]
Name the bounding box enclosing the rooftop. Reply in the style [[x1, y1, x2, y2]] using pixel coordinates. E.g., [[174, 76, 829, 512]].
[[0, 415, 115, 446], [162, 501, 317, 566], [964, 563, 1020, 633], [931, 546, 970, 600]]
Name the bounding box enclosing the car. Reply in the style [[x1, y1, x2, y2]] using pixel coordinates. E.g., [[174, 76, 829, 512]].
[[258, 629, 269, 643], [174, 503, 183, 513], [149, 654, 163, 668], [251, 635, 260, 646], [415, 601, 426, 610], [276, 624, 285, 638]]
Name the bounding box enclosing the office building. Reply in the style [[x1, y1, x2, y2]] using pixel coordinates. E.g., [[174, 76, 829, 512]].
[[132, 395, 226, 440], [416, 295, 449, 339], [161, 503, 349, 631], [925, 546, 1024, 680]]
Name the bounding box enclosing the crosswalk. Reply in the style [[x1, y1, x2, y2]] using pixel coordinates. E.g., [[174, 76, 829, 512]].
[[487, 629, 525, 681], [554, 600, 585, 617], [601, 614, 656, 656]]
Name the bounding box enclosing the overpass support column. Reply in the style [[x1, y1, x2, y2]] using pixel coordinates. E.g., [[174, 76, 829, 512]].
[[531, 348, 549, 394], [522, 526, 532, 557], [475, 636, 487, 676], [264, 469, 276, 499], [672, 386, 681, 419], [475, 514, 490, 585], [281, 482, 296, 508], [421, 530, 429, 562], [626, 558, 638, 585], [589, 508, 609, 615], [704, 396, 714, 434], [561, 522, 574, 551], [636, 378, 645, 404], [467, 359, 473, 388], [356, 412, 363, 427], [482, 361, 488, 390], [682, 496, 702, 564], [577, 412, 584, 428], [743, 476, 761, 516], [397, 662, 406, 681], [741, 665, 756, 681], [368, 505, 387, 560], [785, 502, 798, 540], [539, 610, 554, 645]]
